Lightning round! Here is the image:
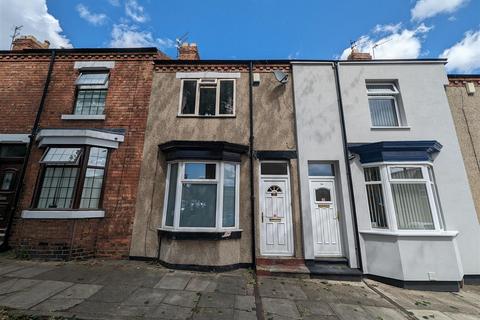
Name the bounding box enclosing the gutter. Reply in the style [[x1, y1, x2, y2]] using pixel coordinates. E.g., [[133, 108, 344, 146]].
[[332, 62, 363, 271], [1, 49, 56, 251], [248, 61, 256, 268]]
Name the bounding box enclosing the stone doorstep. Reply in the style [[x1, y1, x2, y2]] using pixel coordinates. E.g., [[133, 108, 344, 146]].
[[256, 258, 310, 278]]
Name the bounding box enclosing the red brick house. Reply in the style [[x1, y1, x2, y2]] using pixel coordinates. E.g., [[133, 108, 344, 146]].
[[0, 36, 167, 259]]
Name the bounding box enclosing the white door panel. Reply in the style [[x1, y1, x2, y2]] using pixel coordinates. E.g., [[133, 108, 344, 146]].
[[260, 179, 293, 256], [309, 179, 343, 257]]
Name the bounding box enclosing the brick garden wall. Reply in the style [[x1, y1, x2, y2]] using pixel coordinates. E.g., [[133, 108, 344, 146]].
[[1, 51, 158, 259]]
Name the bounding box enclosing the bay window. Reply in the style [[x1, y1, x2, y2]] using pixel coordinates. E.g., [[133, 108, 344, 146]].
[[364, 164, 442, 231], [163, 161, 239, 230]]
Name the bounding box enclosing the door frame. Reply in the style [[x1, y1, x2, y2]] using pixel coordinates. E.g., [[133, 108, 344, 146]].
[[258, 161, 294, 256], [308, 176, 344, 258]]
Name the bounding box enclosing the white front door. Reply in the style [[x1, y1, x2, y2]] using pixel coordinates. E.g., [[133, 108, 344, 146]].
[[260, 178, 294, 256], [309, 179, 343, 257]]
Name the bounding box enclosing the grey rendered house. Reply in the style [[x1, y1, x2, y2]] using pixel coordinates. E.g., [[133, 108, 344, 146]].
[[292, 56, 480, 290], [129, 44, 305, 270]]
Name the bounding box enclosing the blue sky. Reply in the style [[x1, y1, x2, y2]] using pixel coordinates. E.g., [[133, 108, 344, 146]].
[[1, 0, 479, 72]]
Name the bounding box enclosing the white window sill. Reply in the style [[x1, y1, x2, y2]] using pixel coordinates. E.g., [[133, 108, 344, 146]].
[[370, 126, 411, 130], [21, 210, 105, 219], [61, 114, 106, 121], [359, 230, 458, 237], [158, 227, 242, 233], [176, 115, 236, 118]]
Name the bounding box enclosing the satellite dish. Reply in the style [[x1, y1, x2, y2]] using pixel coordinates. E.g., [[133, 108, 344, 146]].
[[273, 70, 289, 84]]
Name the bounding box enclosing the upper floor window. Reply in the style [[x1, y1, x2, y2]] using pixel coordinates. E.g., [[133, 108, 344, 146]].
[[363, 164, 443, 231], [180, 79, 235, 116], [366, 83, 401, 127], [74, 71, 109, 115], [35, 146, 109, 209]]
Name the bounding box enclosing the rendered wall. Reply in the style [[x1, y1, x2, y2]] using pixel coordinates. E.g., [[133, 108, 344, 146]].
[[339, 62, 480, 277], [291, 63, 358, 267]]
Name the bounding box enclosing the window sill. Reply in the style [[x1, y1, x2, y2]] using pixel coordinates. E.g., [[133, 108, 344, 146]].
[[158, 228, 242, 240], [176, 115, 236, 119], [359, 230, 458, 238], [61, 114, 106, 121], [21, 210, 105, 219], [370, 126, 411, 130]]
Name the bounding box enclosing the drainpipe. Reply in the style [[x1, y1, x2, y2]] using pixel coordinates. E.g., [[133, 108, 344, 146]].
[[332, 61, 363, 271], [1, 49, 56, 251], [248, 61, 256, 268]]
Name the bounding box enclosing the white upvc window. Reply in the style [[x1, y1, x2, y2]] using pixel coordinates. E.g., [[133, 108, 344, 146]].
[[366, 83, 402, 127], [179, 79, 235, 116], [363, 163, 443, 231], [163, 161, 240, 231]]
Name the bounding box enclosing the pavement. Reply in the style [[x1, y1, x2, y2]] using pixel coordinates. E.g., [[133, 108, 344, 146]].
[[0, 257, 479, 319]]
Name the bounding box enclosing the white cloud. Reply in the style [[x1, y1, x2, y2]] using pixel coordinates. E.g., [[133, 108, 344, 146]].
[[76, 4, 107, 26], [441, 29, 480, 72], [340, 24, 432, 59], [109, 24, 174, 50], [0, 0, 71, 49], [108, 0, 120, 6], [125, 0, 148, 23], [373, 23, 402, 34], [411, 0, 468, 21]]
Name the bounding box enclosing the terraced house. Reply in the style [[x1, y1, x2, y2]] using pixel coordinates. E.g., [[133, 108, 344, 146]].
[[1, 38, 479, 292], [0, 36, 167, 259]]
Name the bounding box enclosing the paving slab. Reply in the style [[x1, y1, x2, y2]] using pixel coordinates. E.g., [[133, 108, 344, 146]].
[[0, 280, 73, 309], [234, 309, 257, 320], [234, 295, 256, 312], [192, 307, 234, 320], [155, 272, 192, 290], [329, 303, 372, 320], [258, 277, 307, 300], [31, 298, 84, 312], [198, 292, 235, 308], [4, 266, 54, 278], [53, 283, 102, 299], [363, 306, 408, 319], [443, 311, 480, 320], [162, 290, 200, 308], [86, 284, 138, 303], [122, 287, 167, 306], [295, 300, 335, 317], [147, 303, 193, 319], [0, 278, 40, 295], [68, 300, 119, 316], [262, 297, 301, 319], [186, 276, 217, 292], [408, 309, 453, 320], [215, 275, 248, 295], [0, 263, 27, 276]]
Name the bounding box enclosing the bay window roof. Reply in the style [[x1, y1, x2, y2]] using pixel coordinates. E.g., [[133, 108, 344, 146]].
[[348, 141, 442, 164], [159, 140, 249, 162]]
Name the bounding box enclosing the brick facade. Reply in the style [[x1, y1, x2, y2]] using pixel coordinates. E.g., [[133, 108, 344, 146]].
[[0, 49, 164, 259]]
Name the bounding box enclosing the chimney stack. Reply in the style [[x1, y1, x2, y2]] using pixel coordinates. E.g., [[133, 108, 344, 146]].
[[178, 43, 200, 60], [11, 35, 50, 51], [347, 48, 372, 61]]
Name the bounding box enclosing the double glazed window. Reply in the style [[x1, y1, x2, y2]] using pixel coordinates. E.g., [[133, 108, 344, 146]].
[[364, 165, 442, 231], [74, 72, 109, 115], [366, 83, 401, 127], [36, 146, 108, 209], [180, 79, 235, 116], [164, 162, 239, 230]]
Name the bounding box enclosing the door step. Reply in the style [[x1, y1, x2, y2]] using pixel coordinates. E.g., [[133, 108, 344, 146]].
[[305, 260, 362, 281], [314, 257, 348, 264], [256, 258, 310, 278]]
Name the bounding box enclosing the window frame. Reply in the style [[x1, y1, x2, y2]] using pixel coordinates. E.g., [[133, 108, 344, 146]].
[[366, 82, 402, 128], [363, 162, 443, 232], [72, 71, 110, 116], [33, 145, 110, 210], [162, 160, 240, 232], [178, 79, 236, 117]]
